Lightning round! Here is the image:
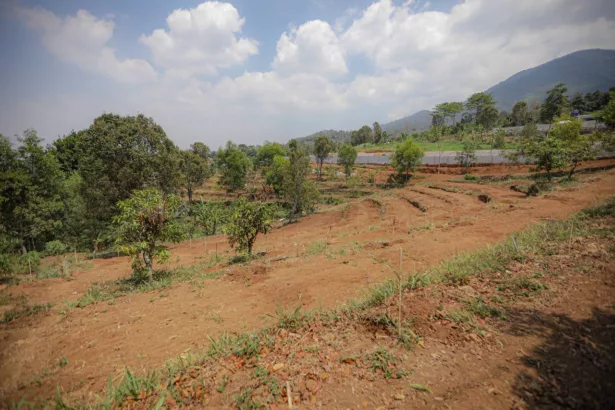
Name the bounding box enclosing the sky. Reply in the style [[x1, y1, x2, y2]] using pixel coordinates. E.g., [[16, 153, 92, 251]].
[[0, 0, 614, 148]]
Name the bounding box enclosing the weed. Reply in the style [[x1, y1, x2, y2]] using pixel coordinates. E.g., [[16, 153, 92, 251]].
[[204, 311, 224, 324], [2, 303, 52, 323], [497, 276, 547, 296], [269, 305, 307, 331], [305, 240, 327, 255], [466, 297, 506, 319], [369, 346, 395, 379], [216, 375, 229, 393], [404, 197, 427, 212], [112, 370, 158, 405], [234, 388, 260, 409], [58, 356, 69, 368]]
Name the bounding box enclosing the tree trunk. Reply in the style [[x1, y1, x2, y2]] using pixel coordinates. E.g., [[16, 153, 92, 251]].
[[144, 246, 154, 281], [247, 241, 253, 256], [188, 187, 193, 204]]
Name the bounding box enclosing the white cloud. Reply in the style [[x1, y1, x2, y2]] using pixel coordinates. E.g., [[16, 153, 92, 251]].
[[139, 1, 258, 76], [19, 8, 157, 83], [7, 0, 615, 147], [273, 20, 347, 77]]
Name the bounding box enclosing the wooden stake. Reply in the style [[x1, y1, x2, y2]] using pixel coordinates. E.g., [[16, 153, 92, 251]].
[[398, 247, 403, 337], [286, 381, 292, 408]]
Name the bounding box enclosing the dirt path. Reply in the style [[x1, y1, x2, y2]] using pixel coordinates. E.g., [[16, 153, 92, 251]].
[[1, 165, 615, 403]]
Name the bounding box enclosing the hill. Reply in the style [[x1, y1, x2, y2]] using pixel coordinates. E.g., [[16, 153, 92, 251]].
[[381, 110, 432, 134], [296, 49, 615, 142], [487, 49, 615, 109]]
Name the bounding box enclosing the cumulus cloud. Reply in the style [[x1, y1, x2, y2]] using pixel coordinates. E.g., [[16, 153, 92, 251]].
[[139, 1, 258, 76], [8, 0, 615, 147], [18, 7, 157, 83], [273, 20, 347, 77]]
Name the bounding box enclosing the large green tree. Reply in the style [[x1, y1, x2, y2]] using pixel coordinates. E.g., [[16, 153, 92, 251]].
[[0, 131, 65, 253], [540, 83, 569, 123], [511, 101, 529, 126], [337, 143, 357, 181], [313, 135, 333, 180], [465, 92, 497, 126], [216, 141, 251, 191], [391, 138, 424, 180], [373, 122, 383, 144], [281, 140, 320, 222], [254, 141, 286, 170], [77, 114, 181, 243], [180, 143, 212, 203]]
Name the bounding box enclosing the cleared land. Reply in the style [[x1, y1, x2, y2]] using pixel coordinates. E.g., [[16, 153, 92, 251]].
[[1, 160, 615, 408]]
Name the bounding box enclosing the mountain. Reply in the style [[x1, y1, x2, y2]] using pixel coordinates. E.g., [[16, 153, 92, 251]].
[[487, 49, 615, 109], [296, 49, 615, 142], [381, 110, 432, 134]]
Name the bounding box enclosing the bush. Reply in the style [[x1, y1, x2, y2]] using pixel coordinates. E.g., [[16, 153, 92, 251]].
[[45, 240, 67, 256]]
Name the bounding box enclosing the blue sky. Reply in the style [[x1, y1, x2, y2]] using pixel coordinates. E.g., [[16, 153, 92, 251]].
[[1, 0, 613, 148]]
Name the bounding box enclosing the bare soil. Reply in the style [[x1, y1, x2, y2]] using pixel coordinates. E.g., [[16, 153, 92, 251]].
[[1, 160, 615, 407]]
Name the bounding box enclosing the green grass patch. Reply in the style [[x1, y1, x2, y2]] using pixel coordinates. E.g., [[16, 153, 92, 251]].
[[2, 303, 52, 323]]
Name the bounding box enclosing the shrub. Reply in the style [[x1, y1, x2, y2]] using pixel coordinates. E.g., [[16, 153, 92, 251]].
[[45, 240, 67, 256]]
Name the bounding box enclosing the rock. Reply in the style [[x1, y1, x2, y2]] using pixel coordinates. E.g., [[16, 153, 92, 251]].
[[394, 393, 405, 400], [273, 363, 285, 372], [488, 387, 500, 395], [417, 340, 425, 349], [434, 397, 444, 402]]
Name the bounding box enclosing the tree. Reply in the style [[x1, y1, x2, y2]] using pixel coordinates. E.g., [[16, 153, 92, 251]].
[[373, 122, 383, 144], [597, 91, 615, 130], [51, 130, 83, 174], [551, 116, 596, 178], [226, 198, 272, 255], [512, 101, 529, 126], [492, 129, 506, 149], [190, 142, 210, 160], [514, 122, 563, 180], [465, 92, 496, 124], [254, 141, 286, 170], [180, 143, 212, 203], [350, 125, 373, 146], [77, 114, 181, 244], [447, 102, 464, 126], [281, 140, 320, 222], [570, 92, 586, 113], [391, 138, 424, 180], [456, 138, 478, 174], [313, 135, 333, 180], [476, 105, 500, 130], [337, 143, 357, 182], [216, 141, 251, 191], [0, 130, 65, 254], [265, 155, 290, 195], [113, 188, 184, 281], [540, 83, 569, 123], [193, 200, 228, 235]]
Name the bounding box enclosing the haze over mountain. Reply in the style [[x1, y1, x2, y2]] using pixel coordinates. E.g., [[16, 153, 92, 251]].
[[301, 49, 615, 139], [487, 49, 615, 110]]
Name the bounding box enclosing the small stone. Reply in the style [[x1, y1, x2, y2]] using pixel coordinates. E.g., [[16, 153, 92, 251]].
[[434, 397, 445, 402], [394, 393, 405, 400], [273, 363, 285, 372], [488, 387, 500, 395], [417, 340, 425, 349]]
